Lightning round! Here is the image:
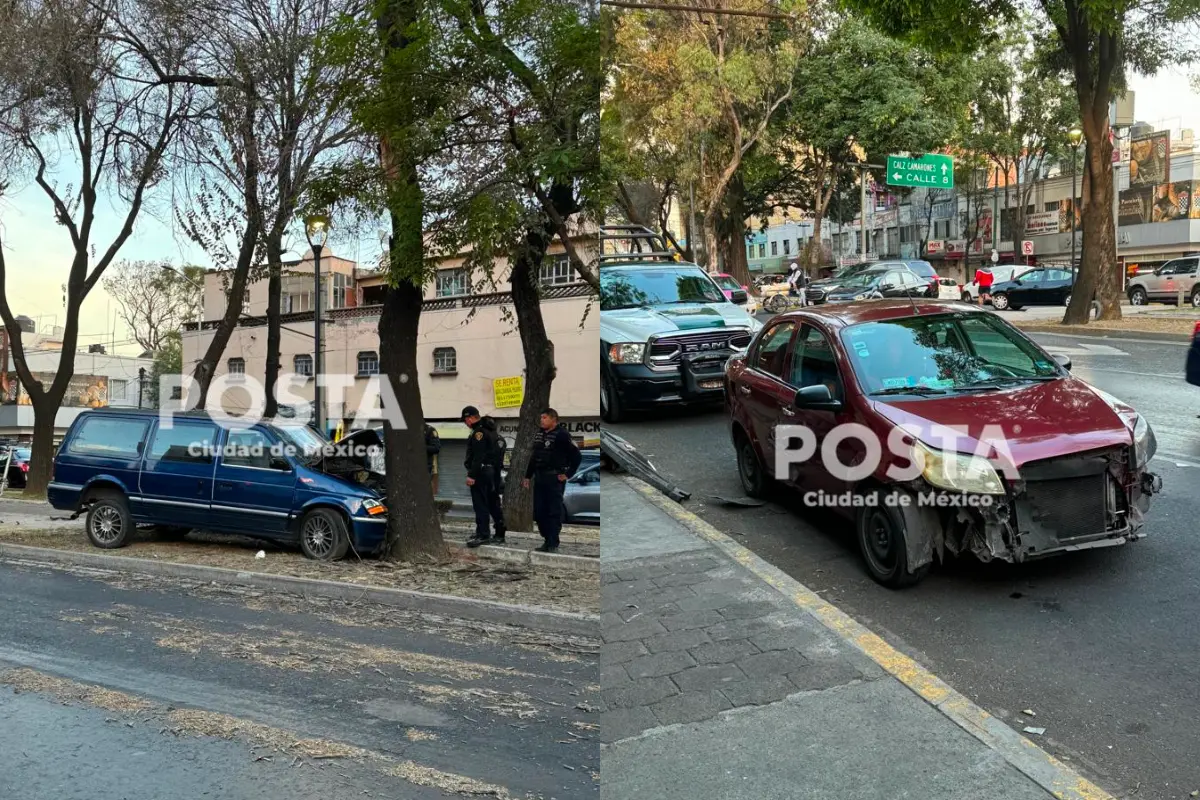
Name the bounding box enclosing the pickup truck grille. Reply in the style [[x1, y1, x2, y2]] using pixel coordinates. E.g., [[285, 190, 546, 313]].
[[648, 330, 753, 366]]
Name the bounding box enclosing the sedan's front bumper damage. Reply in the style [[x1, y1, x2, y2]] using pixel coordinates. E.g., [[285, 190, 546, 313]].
[[902, 449, 1162, 571]]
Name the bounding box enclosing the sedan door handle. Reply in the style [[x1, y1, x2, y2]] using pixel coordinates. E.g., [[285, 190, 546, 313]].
[[781, 407, 796, 417], [738, 385, 752, 396]]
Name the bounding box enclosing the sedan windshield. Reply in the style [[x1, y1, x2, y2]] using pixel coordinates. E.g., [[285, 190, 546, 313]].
[[712, 274, 741, 291], [841, 312, 1063, 396], [836, 271, 886, 290], [601, 267, 726, 310]]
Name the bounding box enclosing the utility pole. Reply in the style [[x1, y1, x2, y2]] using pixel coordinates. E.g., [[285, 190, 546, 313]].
[[860, 167, 868, 258], [992, 166, 1001, 254], [137, 367, 146, 409]]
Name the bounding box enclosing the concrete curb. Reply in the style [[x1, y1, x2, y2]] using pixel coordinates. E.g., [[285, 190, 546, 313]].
[[1015, 322, 1193, 343], [476, 544, 598, 572], [0, 542, 598, 638], [622, 476, 1114, 800]]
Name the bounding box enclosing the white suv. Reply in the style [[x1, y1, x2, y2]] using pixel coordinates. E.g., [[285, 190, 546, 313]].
[[960, 264, 1033, 302]]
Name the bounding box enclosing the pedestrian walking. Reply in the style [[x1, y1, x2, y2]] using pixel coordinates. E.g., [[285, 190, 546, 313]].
[[522, 408, 582, 553], [461, 405, 506, 547], [975, 265, 993, 306], [424, 423, 441, 497]]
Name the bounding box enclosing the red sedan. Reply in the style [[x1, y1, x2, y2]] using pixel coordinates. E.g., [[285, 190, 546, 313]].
[[725, 300, 1162, 588]]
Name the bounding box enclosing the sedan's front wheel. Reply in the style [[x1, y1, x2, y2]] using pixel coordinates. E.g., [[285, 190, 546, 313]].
[[856, 490, 930, 589], [735, 431, 770, 499], [991, 293, 1010, 310]]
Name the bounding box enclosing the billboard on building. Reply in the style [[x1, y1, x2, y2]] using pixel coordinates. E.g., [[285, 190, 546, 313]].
[[1119, 181, 1196, 225], [2, 373, 109, 407], [1025, 211, 1058, 235], [1129, 130, 1170, 187]]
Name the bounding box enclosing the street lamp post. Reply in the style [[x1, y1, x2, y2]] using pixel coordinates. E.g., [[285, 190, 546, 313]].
[[1068, 127, 1083, 269], [305, 212, 331, 435]]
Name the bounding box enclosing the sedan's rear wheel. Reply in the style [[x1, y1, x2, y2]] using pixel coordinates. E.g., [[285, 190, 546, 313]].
[[960, 291, 972, 303]]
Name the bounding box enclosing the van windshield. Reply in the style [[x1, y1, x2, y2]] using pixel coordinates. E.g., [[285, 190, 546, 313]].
[[272, 424, 326, 460]]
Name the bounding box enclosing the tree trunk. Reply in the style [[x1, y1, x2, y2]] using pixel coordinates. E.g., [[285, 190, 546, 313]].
[[263, 236, 284, 417], [502, 217, 557, 533], [190, 236, 258, 408], [381, 275, 447, 562], [22, 390, 64, 497], [719, 174, 751, 285], [1065, 129, 1119, 323]]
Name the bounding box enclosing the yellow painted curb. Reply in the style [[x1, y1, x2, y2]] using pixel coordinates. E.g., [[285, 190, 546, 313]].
[[621, 476, 1115, 800]]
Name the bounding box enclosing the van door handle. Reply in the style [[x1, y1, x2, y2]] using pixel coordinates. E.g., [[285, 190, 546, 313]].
[[217, 482, 233, 490]]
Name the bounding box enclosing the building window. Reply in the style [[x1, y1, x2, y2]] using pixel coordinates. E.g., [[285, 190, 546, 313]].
[[109, 378, 127, 401], [758, 243, 765, 258], [293, 354, 313, 377], [747, 244, 754, 260], [228, 358, 245, 377], [782, 239, 790, 255], [284, 292, 311, 313], [540, 255, 573, 287], [1044, 201, 1058, 212], [436, 268, 469, 298], [770, 241, 778, 256], [433, 347, 457, 374], [357, 351, 379, 377], [330, 272, 350, 309]]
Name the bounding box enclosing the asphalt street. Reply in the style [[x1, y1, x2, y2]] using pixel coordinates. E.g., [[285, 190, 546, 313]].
[[607, 327, 1200, 798], [0, 556, 599, 799]]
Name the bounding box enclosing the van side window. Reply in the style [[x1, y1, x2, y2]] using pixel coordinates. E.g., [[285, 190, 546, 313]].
[[148, 423, 217, 464], [222, 430, 274, 469], [68, 417, 149, 458]]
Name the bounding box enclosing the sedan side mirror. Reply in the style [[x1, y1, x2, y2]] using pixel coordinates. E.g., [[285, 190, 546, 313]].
[[730, 289, 748, 305], [879, 283, 895, 292], [793, 384, 842, 411], [1052, 353, 1072, 371]]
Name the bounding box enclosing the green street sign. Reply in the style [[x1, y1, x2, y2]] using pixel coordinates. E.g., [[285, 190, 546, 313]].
[[886, 153, 954, 189]]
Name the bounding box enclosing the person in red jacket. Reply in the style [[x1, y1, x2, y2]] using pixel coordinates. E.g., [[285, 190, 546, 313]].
[[975, 266, 994, 306]]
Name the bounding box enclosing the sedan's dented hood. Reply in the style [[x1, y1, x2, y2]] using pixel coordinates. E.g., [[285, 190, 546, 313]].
[[872, 378, 1135, 468]]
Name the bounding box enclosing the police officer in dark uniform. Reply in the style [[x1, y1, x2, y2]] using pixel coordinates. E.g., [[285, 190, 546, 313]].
[[522, 407, 582, 553], [461, 405, 506, 547]]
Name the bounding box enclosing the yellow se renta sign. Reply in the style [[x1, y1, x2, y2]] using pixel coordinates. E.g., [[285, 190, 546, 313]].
[[492, 376, 524, 409], [886, 154, 954, 189]]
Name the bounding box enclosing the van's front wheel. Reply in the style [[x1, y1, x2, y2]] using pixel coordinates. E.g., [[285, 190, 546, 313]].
[[299, 508, 351, 561], [85, 491, 132, 550]]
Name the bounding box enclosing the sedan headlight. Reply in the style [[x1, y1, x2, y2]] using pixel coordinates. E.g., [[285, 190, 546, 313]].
[[1132, 414, 1156, 468], [608, 343, 646, 363], [915, 440, 1005, 494]]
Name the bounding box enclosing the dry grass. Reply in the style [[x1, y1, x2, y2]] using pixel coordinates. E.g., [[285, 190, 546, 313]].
[[410, 683, 540, 719], [1013, 315, 1197, 337], [384, 761, 512, 797], [0, 667, 151, 712], [0, 525, 598, 614]]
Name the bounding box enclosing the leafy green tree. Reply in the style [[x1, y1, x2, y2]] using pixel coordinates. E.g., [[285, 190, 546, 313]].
[[843, 0, 1200, 322], [779, 18, 970, 269], [148, 330, 184, 407]]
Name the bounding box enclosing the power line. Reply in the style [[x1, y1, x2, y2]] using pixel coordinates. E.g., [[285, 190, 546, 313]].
[[599, 0, 795, 19]]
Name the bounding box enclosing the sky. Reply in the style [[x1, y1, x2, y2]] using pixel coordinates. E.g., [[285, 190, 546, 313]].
[[1, 67, 1198, 356]]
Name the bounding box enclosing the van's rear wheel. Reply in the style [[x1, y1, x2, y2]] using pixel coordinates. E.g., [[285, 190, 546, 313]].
[[85, 491, 132, 550], [855, 490, 930, 589], [299, 508, 350, 561]]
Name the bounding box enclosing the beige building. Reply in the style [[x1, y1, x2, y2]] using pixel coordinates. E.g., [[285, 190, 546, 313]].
[[180, 241, 599, 448]]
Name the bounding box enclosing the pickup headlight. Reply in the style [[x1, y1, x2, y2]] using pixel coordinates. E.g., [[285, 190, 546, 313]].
[[608, 343, 646, 363], [1132, 414, 1156, 468], [915, 440, 1005, 494]]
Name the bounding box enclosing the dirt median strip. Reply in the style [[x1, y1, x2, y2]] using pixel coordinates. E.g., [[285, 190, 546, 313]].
[[1012, 316, 1196, 340], [0, 667, 515, 797]]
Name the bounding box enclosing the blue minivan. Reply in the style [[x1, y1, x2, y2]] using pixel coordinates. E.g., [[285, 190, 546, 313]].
[[49, 409, 388, 560]]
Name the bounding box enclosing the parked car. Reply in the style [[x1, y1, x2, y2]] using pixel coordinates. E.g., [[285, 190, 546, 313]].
[[808, 260, 933, 305], [711, 272, 760, 315], [936, 277, 959, 300], [960, 264, 1032, 302], [600, 226, 761, 423], [989, 267, 1077, 310], [900, 260, 940, 298], [725, 300, 1161, 588], [563, 460, 600, 524], [824, 265, 928, 303], [754, 274, 787, 289], [2, 446, 31, 489], [49, 410, 389, 561], [1187, 320, 1200, 387], [1126, 256, 1200, 307]]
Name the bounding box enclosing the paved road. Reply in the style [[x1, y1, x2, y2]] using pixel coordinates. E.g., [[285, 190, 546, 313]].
[[608, 332, 1200, 798], [0, 557, 599, 798]]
